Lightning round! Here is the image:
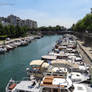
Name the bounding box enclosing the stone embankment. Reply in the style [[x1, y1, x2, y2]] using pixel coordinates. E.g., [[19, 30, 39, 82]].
[[73, 36, 92, 75], [77, 40, 92, 66], [73, 35, 92, 66]]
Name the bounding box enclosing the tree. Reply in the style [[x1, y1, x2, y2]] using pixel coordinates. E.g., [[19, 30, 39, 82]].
[[72, 13, 92, 33], [0, 23, 3, 35]]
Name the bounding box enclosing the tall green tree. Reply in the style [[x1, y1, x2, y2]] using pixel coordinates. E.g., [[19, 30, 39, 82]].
[[72, 13, 92, 33]]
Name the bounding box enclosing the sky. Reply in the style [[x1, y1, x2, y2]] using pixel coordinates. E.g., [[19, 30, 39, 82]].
[[0, 0, 92, 28]]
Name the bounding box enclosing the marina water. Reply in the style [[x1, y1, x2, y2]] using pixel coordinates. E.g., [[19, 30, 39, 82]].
[[0, 35, 61, 92]]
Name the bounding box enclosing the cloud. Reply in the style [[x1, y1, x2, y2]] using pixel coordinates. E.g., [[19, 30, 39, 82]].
[[0, 0, 90, 28]]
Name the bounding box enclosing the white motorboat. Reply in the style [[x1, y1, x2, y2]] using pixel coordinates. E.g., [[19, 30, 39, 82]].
[[40, 75, 73, 92], [9, 42, 17, 48], [20, 40, 29, 46], [6, 77, 40, 92], [5, 45, 13, 50], [68, 72, 90, 83], [0, 47, 7, 53], [13, 40, 22, 47]]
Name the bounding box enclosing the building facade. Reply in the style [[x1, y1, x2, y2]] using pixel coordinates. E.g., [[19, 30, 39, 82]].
[[0, 15, 37, 28]]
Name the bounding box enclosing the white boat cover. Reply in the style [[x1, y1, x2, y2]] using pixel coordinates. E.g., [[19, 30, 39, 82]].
[[30, 60, 44, 66]]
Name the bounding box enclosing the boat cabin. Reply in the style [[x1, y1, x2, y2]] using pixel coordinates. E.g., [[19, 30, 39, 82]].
[[40, 76, 73, 92]]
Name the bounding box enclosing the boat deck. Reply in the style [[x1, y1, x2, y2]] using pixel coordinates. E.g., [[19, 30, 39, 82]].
[[12, 81, 40, 92]]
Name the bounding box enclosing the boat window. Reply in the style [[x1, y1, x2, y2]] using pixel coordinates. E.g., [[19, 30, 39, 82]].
[[47, 73, 51, 76], [76, 74, 80, 76]]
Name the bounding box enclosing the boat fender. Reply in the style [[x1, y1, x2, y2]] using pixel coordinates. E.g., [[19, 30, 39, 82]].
[[9, 83, 16, 90]]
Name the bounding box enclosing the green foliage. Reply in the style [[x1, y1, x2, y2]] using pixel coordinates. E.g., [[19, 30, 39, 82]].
[[0, 23, 29, 38], [72, 13, 92, 33], [0, 22, 66, 38], [38, 25, 65, 32], [37, 25, 66, 35]]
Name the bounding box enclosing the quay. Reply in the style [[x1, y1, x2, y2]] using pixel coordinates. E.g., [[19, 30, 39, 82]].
[[73, 35, 92, 68], [77, 40, 92, 64], [76, 38, 92, 92]]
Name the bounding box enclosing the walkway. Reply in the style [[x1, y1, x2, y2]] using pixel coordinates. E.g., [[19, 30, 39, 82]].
[[77, 40, 92, 66]]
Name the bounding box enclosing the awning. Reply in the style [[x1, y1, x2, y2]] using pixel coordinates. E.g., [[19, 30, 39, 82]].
[[30, 60, 44, 66]]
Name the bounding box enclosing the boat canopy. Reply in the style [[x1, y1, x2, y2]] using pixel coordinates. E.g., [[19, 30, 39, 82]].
[[30, 60, 44, 66], [51, 60, 79, 68], [41, 55, 57, 60], [51, 60, 69, 65]]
